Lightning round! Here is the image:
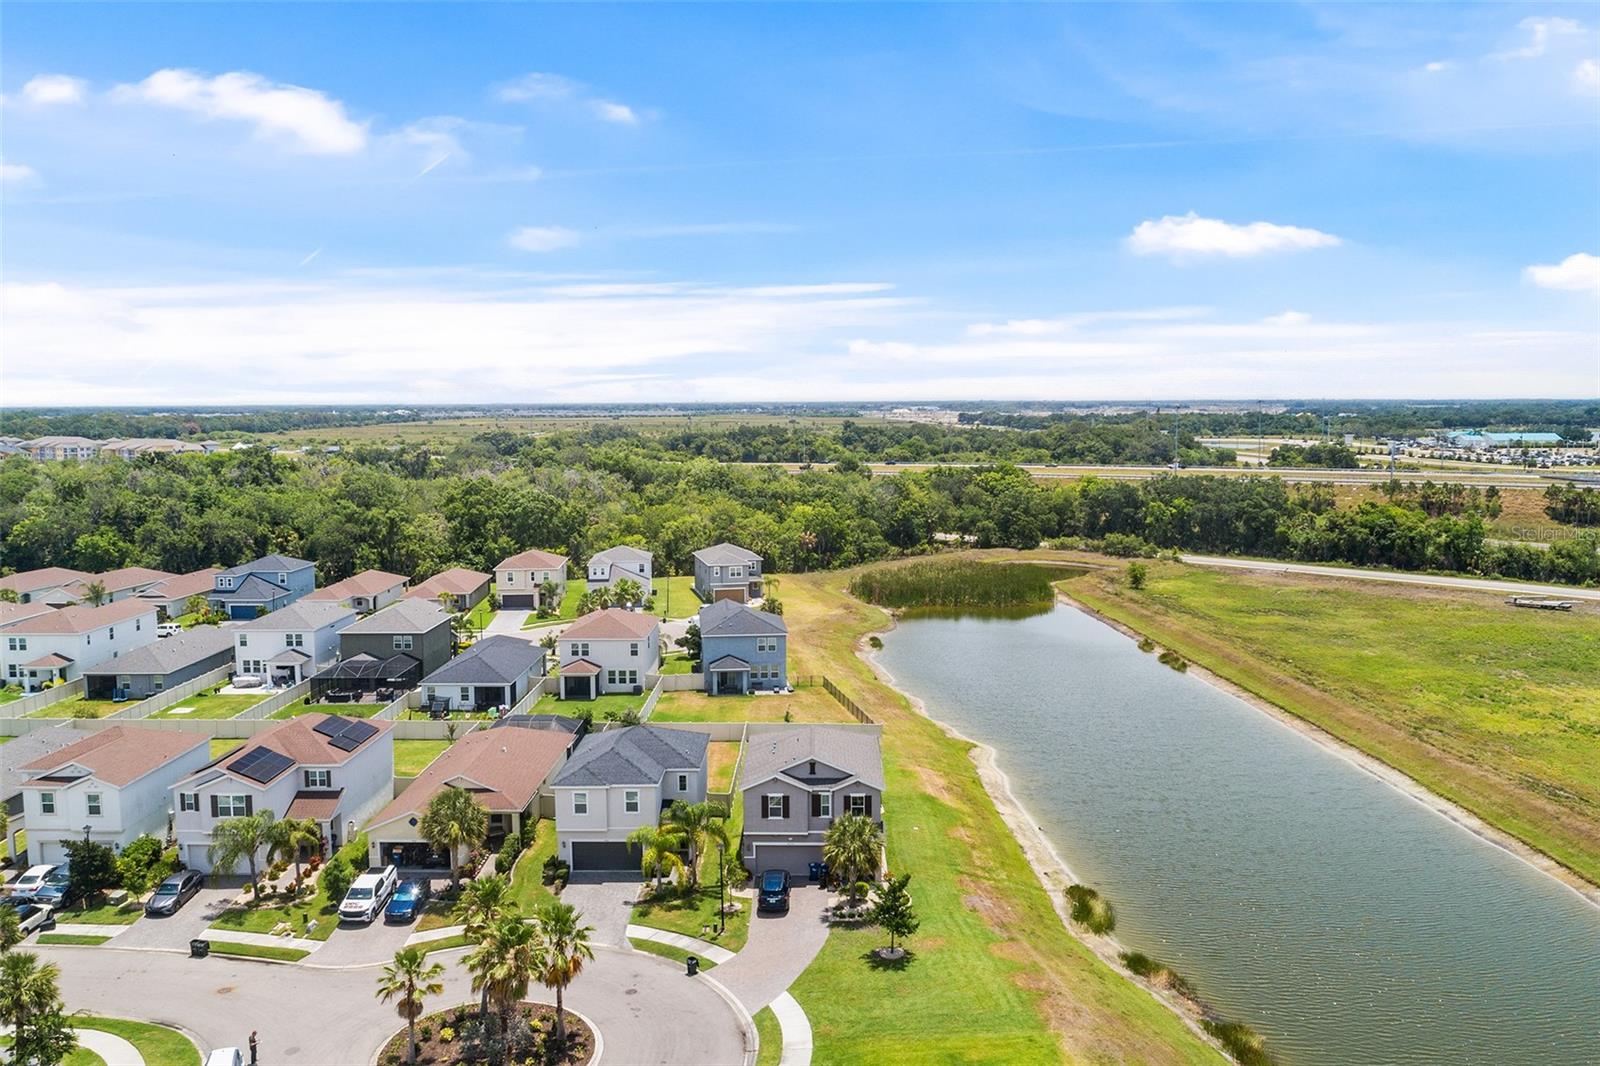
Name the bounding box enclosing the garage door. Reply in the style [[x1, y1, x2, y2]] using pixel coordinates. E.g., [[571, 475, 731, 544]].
[[752, 844, 822, 879], [712, 587, 747, 603], [571, 841, 642, 871]]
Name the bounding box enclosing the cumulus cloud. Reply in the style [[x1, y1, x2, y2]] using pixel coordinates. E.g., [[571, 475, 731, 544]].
[[20, 74, 88, 105], [112, 69, 368, 154], [1128, 213, 1342, 260], [0, 161, 38, 183], [507, 226, 582, 252], [496, 72, 643, 124], [1490, 16, 1586, 62], [1525, 252, 1600, 292]]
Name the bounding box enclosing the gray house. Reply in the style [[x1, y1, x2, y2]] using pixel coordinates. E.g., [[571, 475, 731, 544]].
[[208, 553, 317, 620], [81, 626, 234, 700], [586, 545, 653, 599], [551, 725, 710, 871], [739, 726, 885, 877], [691, 542, 763, 603], [339, 599, 454, 675], [418, 635, 546, 712], [699, 599, 787, 695]]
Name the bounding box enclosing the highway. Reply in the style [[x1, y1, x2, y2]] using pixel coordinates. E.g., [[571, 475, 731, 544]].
[[1179, 554, 1600, 602]]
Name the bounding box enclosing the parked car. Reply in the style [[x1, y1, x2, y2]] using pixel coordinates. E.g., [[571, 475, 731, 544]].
[[757, 869, 791, 914], [0, 897, 54, 936], [203, 1049, 244, 1066], [8, 864, 56, 900], [157, 622, 184, 637], [338, 865, 398, 924], [384, 879, 431, 923], [32, 864, 77, 909], [145, 871, 205, 916]]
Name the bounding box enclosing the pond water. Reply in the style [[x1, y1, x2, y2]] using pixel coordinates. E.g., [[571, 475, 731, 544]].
[[875, 605, 1600, 1066]]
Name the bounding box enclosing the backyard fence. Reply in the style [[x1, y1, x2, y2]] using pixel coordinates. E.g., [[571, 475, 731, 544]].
[[506, 680, 546, 718], [820, 675, 875, 723], [650, 673, 704, 692], [107, 665, 233, 721], [0, 679, 85, 720], [234, 679, 312, 720], [638, 677, 667, 721], [372, 688, 419, 721]]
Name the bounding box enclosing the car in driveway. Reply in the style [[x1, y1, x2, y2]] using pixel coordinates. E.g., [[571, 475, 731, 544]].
[[0, 897, 54, 936], [145, 871, 205, 916], [32, 864, 78, 909], [8, 864, 56, 900], [384, 879, 430, 923], [338, 865, 398, 924], [757, 869, 791, 914]]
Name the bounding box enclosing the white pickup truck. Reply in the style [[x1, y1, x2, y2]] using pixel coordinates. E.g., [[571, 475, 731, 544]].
[[338, 865, 398, 924]]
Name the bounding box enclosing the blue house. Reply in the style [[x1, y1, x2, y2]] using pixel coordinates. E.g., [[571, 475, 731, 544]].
[[207, 553, 317, 620], [699, 598, 787, 695]]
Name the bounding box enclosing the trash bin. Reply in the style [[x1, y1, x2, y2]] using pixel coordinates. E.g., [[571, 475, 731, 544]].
[[686, 955, 699, 977], [189, 938, 210, 958], [808, 862, 822, 882]]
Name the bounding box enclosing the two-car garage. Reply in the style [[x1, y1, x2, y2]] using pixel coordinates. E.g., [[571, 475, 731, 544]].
[[569, 840, 642, 872]]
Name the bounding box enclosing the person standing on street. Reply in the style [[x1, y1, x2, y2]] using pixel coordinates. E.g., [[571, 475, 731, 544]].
[[249, 1031, 259, 1066]]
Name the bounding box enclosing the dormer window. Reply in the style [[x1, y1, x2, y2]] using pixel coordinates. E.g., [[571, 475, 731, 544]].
[[809, 761, 816, 775], [277, 572, 287, 584]]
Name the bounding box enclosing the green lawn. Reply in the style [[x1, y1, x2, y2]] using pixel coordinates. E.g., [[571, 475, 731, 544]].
[[1064, 560, 1600, 888], [508, 819, 560, 914], [209, 738, 245, 759], [520, 582, 586, 628], [206, 940, 310, 962], [414, 899, 459, 933], [0, 687, 24, 705], [148, 683, 268, 719], [394, 739, 452, 776], [632, 883, 748, 953], [38, 933, 112, 946], [707, 741, 742, 793], [463, 593, 498, 634], [4, 829, 24, 860], [753, 1006, 782, 1066], [648, 575, 700, 620], [650, 686, 855, 724], [210, 834, 367, 942], [73, 1016, 201, 1066], [561, 691, 649, 721], [63, 896, 143, 925], [269, 697, 382, 719], [628, 936, 718, 970], [659, 651, 695, 675], [32, 696, 125, 720], [1, 1035, 101, 1066], [417, 932, 473, 955]]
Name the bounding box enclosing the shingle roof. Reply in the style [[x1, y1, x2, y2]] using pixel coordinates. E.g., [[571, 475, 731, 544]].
[[210, 573, 295, 603], [420, 635, 543, 686], [589, 545, 652, 566], [706, 655, 750, 671], [0, 602, 54, 628], [181, 713, 393, 784], [3, 598, 156, 635], [562, 658, 601, 676], [370, 727, 575, 826], [81, 626, 233, 677], [561, 607, 659, 642], [497, 548, 569, 571], [692, 542, 761, 566], [235, 600, 356, 632], [405, 567, 491, 599], [342, 599, 451, 635], [0, 725, 81, 797], [286, 789, 344, 820], [739, 727, 885, 791], [22, 726, 208, 788], [25, 653, 74, 668], [137, 568, 221, 604], [218, 554, 312, 579], [699, 598, 788, 638], [306, 569, 409, 602], [59, 567, 174, 599], [551, 725, 708, 787]]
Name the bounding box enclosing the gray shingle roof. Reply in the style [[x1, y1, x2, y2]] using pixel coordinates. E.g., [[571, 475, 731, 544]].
[[421, 635, 544, 686], [81, 627, 233, 677], [590, 545, 652, 566], [551, 725, 709, 787], [699, 598, 787, 637], [0, 724, 81, 799], [236, 600, 356, 631], [692, 542, 761, 566], [739, 727, 885, 791], [210, 573, 295, 603], [218, 554, 312, 580], [343, 599, 452, 635]]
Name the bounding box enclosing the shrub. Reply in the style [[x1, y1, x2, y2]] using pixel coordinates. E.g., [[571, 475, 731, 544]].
[[439, 1027, 455, 1044], [1158, 650, 1188, 672], [1064, 884, 1116, 934], [319, 855, 355, 903], [849, 560, 1056, 610], [1137, 637, 1156, 653], [1098, 533, 1158, 558], [867, 635, 883, 649], [1201, 1019, 1273, 1066], [1120, 951, 1195, 999], [497, 835, 522, 876], [1127, 561, 1148, 589]]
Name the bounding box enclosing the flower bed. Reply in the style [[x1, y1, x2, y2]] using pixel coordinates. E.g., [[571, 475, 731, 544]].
[[378, 1003, 594, 1066]]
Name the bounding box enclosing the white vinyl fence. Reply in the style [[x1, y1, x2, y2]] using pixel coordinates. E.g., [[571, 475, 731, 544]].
[[0, 679, 85, 719], [107, 665, 233, 720]]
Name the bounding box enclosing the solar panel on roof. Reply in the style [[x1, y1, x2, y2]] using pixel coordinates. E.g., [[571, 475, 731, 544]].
[[312, 715, 350, 738], [329, 733, 362, 753], [228, 748, 265, 774], [340, 720, 378, 745], [240, 749, 294, 783]]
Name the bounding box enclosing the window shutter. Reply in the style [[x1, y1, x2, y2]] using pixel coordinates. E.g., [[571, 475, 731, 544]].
[[244, 795, 254, 816], [780, 795, 790, 819], [811, 792, 822, 818], [864, 795, 873, 818], [210, 795, 219, 818]]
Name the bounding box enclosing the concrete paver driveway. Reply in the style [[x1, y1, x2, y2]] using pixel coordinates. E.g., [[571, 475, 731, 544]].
[[712, 885, 832, 1012], [560, 874, 643, 948], [110, 884, 238, 952], [304, 909, 421, 967]]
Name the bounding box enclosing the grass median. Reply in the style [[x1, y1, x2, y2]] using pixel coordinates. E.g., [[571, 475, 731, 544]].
[[73, 1016, 201, 1066], [206, 939, 310, 962]]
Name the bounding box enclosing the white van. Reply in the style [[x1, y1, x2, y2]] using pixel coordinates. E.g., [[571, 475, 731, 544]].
[[157, 622, 184, 638], [338, 865, 398, 924]]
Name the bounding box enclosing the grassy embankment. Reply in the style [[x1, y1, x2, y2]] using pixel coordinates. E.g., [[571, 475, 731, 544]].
[[1062, 561, 1600, 888], [73, 1017, 200, 1066], [779, 569, 1219, 1066]]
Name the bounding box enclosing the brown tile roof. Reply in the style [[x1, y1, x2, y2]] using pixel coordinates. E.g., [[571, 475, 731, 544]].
[[286, 789, 344, 820], [4, 598, 157, 635], [307, 570, 409, 601], [0, 567, 89, 596], [369, 727, 573, 827], [22, 725, 208, 788], [496, 548, 568, 572], [197, 713, 393, 782], [405, 567, 491, 600], [561, 607, 659, 641]]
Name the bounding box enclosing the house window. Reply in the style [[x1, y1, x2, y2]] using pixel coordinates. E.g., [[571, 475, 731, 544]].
[[285, 632, 303, 648], [87, 793, 102, 817], [814, 791, 832, 818], [277, 572, 287, 584], [569, 642, 589, 658], [729, 566, 743, 579], [40, 792, 55, 815], [629, 642, 639, 657], [624, 790, 640, 814], [153, 675, 165, 690], [763, 794, 790, 819], [217, 794, 250, 818], [572, 792, 588, 815], [459, 686, 471, 704], [847, 794, 871, 817], [239, 634, 249, 647], [503, 572, 515, 583], [6, 637, 24, 651], [305, 769, 332, 789], [393, 635, 413, 651], [678, 774, 688, 792], [180, 793, 199, 813]]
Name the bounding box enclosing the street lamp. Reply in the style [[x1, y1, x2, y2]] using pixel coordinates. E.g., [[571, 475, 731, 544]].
[[717, 840, 727, 936], [82, 824, 92, 844]]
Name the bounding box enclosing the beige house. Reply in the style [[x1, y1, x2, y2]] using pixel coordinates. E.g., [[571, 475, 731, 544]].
[[404, 567, 491, 612], [495, 549, 568, 610]]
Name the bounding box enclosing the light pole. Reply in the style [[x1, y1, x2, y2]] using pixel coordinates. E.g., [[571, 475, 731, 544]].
[[717, 840, 727, 936]]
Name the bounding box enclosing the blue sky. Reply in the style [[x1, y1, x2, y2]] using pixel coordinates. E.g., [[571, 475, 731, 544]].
[[3, 2, 1597, 404]]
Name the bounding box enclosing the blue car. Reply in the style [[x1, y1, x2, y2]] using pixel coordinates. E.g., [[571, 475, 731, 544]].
[[757, 869, 791, 914], [384, 879, 431, 923], [30, 865, 75, 909]]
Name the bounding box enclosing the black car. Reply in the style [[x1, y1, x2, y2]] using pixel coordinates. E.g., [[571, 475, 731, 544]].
[[384, 879, 431, 923], [145, 871, 204, 916], [757, 869, 791, 914]]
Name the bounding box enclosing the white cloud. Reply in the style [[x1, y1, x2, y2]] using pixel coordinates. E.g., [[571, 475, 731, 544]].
[[507, 226, 582, 252], [496, 72, 646, 124], [1525, 252, 1600, 292], [591, 101, 639, 125], [1490, 17, 1586, 62], [1575, 59, 1600, 94], [112, 69, 368, 154], [1262, 310, 1312, 326], [21, 74, 88, 106], [1127, 212, 1342, 260], [0, 161, 38, 183], [967, 319, 1067, 337], [1422, 61, 1453, 74]]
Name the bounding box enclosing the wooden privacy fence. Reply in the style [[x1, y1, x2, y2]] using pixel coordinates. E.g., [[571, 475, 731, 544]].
[[820, 675, 874, 724]]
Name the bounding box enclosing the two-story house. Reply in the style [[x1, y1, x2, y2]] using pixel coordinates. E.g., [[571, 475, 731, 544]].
[[46, 566, 177, 608], [170, 713, 395, 872], [233, 601, 357, 688], [691, 543, 764, 603], [0, 599, 160, 691], [404, 567, 491, 613], [417, 635, 547, 712], [18, 726, 211, 865], [557, 608, 660, 700], [550, 725, 710, 871], [305, 569, 409, 614], [585, 546, 653, 601], [698, 599, 788, 695], [738, 725, 885, 877], [337, 599, 454, 675], [0, 567, 90, 605], [495, 549, 568, 611], [208, 554, 317, 620], [0, 725, 79, 862]]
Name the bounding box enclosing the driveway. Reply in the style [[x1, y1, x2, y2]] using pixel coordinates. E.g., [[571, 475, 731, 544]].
[[303, 909, 420, 967], [711, 885, 832, 1013], [110, 884, 238, 952], [560, 874, 643, 948], [483, 609, 534, 637]]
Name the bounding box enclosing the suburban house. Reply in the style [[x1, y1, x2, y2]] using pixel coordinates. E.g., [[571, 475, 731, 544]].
[[699, 599, 788, 695], [585, 546, 653, 599], [170, 713, 395, 873], [417, 635, 546, 712], [0, 725, 81, 864], [738, 725, 885, 877], [557, 608, 661, 700], [0, 599, 160, 691], [692, 543, 764, 603], [306, 569, 409, 614], [405, 567, 491, 613], [233, 600, 357, 688], [17, 726, 211, 865], [21, 436, 102, 461], [135, 568, 222, 619], [81, 626, 235, 701], [366, 725, 580, 869], [207, 554, 317, 620], [550, 725, 710, 871], [46, 566, 176, 607], [0, 567, 90, 604], [495, 549, 568, 610], [338, 599, 454, 675], [0, 601, 55, 631]]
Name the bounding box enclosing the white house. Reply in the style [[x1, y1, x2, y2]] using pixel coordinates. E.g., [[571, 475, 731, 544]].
[[233, 600, 357, 687], [585, 546, 653, 600], [557, 608, 660, 700], [170, 713, 395, 873], [495, 549, 569, 611], [550, 725, 709, 871], [0, 599, 160, 691], [0, 567, 90, 605], [16, 726, 211, 865]]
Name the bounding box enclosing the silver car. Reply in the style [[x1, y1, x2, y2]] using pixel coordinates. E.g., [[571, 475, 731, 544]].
[[0, 897, 54, 936], [145, 870, 205, 916]]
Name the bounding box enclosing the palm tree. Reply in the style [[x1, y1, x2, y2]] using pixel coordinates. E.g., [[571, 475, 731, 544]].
[[454, 874, 516, 1018], [823, 814, 884, 907], [0, 950, 64, 1036], [208, 810, 278, 897], [465, 915, 539, 1057], [627, 825, 686, 893], [419, 786, 489, 890], [377, 946, 446, 1066], [664, 800, 728, 889], [533, 900, 594, 1046], [268, 817, 322, 889], [83, 580, 109, 607]]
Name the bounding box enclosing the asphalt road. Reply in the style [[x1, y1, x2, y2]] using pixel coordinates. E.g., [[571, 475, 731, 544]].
[[1179, 554, 1600, 602]]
